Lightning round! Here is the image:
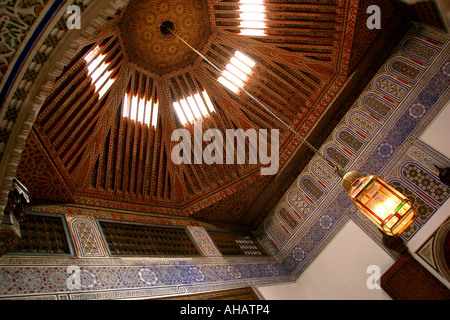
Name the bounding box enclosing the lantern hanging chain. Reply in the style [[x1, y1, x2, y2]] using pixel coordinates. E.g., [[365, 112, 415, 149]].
[[169, 28, 339, 171]]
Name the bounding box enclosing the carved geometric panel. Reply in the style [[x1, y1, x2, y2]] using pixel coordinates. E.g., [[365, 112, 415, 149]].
[[311, 161, 338, 186], [349, 111, 380, 136], [301, 177, 324, 202], [376, 77, 408, 101], [402, 163, 449, 205], [403, 39, 439, 62], [325, 146, 350, 168], [186, 226, 221, 257], [338, 129, 364, 153], [288, 190, 312, 217], [390, 58, 423, 82], [67, 217, 108, 257], [390, 180, 435, 224], [278, 206, 299, 231], [363, 94, 392, 118], [416, 218, 450, 282]]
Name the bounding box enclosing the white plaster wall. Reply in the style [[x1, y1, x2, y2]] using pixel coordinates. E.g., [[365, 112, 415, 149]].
[[411, 97, 450, 289], [257, 95, 450, 300], [419, 99, 450, 159], [257, 220, 395, 300]]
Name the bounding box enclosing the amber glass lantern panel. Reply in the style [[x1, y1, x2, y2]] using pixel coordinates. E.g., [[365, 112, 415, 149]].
[[348, 175, 417, 237]]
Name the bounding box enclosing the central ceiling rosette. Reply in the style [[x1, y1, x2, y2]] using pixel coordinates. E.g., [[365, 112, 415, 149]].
[[119, 0, 210, 74]]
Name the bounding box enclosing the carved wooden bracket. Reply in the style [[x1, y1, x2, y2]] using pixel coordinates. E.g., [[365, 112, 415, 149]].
[[0, 179, 29, 256]]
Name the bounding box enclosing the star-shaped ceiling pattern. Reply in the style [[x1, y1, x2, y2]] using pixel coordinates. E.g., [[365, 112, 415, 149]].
[[17, 0, 362, 224]]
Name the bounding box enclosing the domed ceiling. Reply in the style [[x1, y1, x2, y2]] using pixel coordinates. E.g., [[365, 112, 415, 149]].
[[119, 0, 210, 73], [15, 0, 390, 226]]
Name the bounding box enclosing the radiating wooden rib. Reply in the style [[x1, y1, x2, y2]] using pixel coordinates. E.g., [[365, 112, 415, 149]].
[[214, 21, 339, 30], [141, 79, 156, 198], [135, 76, 151, 196], [63, 91, 115, 174], [216, 22, 339, 37], [198, 65, 281, 145], [114, 103, 125, 193], [136, 123, 145, 196], [260, 19, 339, 27], [260, 56, 317, 97], [40, 68, 89, 132], [52, 53, 122, 150], [128, 119, 138, 195], [254, 38, 335, 49], [189, 73, 236, 182], [154, 123, 165, 199], [262, 23, 339, 32], [184, 79, 243, 181], [190, 72, 243, 180], [136, 74, 147, 197], [105, 107, 118, 191], [58, 93, 101, 164], [42, 75, 91, 137], [217, 25, 339, 36], [278, 48, 332, 57], [120, 119, 131, 193], [37, 60, 86, 122], [212, 41, 310, 107], [197, 53, 261, 134], [46, 40, 120, 138], [149, 102, 162, 198], [95, 127, 107, 189], [266, 11, 340, 19], [122, 71, 138, 194], [72, 65, 127, 190], [205, 47, 295, 127], [142, 122, 153, 198], [239, 52, 307, 99], [213, 3, 339, 11], [274, 61, 318, 94], [181, 73, 223, 187], [256, 63, 311, 107], [127, 73, 139, 195], [171, 77, 209, 190], [57, 87, 106, 161], [220, 32, 337, 42], [64, 116, 98, 176], [138, 124, 148, 197], [246, 71, 299, 117], [275, 61, 319, 92], [163, 148, 172, 199], [214, 9, 339, 18], [147, 84, 165, 199], [214, 29, 332, 81], [247, 74, 300, 117], [198, 64, 271, 132]]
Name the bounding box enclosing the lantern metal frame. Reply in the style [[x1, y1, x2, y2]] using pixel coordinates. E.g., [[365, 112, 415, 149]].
[[339, 170, 417, 237]]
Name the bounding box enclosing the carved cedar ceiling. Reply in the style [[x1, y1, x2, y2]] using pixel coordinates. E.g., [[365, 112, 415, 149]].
[[16, 0, 394, 225]]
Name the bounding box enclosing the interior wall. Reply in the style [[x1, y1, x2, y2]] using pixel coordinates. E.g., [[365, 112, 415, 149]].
[[257, 68, 450, 300], [409, 98, 450, 288], [419, 99, 450, 158], [257, 219, 395, 300]]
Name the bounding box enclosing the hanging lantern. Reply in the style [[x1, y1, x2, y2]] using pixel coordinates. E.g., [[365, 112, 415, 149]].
[[338, 170, 417, 237]]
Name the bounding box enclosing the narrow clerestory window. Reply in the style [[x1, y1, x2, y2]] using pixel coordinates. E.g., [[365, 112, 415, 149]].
[[239, 0, 267, 37], [173, 90, 215, 125], [218, 50, 256, 93], [84, 45, 116, 98], [122, 92, 159, 128]]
